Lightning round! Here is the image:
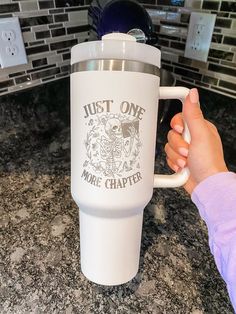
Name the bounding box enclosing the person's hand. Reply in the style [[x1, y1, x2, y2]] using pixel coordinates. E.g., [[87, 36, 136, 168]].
[[165, 88, 228, 194]]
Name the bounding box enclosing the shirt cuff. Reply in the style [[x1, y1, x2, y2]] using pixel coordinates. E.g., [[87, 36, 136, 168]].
[[191, 172, 236, 224]]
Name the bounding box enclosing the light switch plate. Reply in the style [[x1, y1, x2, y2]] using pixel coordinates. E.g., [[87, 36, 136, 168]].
[[184, 12, 216, 62], [0, 17, 28, 68]]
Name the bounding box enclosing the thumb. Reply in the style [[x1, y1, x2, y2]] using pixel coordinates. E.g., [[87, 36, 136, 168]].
[[183, 88, 206, 138]]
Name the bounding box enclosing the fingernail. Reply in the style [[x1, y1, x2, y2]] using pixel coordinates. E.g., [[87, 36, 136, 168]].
[[179, 147, 189, 157], [174, 124, 184, 133], [173, 165, 179, 172], [189, 88, 199, 104], [177, 159, 186, 168]]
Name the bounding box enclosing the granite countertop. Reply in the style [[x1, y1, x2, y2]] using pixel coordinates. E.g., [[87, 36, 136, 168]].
[[1, 80, 236, 314]]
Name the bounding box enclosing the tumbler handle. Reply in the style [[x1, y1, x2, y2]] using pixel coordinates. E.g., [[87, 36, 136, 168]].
[[154, 87, 191, 188]]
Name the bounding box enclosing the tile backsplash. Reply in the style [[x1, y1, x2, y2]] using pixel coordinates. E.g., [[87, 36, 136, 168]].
[[0, 0, 235, 98], [145, 0, 236, 98], [0, 0, 90, 95]]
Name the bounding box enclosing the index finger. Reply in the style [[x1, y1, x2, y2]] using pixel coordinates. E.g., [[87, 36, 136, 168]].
[[170, 112, 184, 134]]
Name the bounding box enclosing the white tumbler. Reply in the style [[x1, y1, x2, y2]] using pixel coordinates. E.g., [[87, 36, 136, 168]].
[[70, 33, 190, 285]]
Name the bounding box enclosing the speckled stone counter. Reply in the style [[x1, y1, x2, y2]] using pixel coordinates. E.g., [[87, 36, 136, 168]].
[[1, 80, 236, 314]]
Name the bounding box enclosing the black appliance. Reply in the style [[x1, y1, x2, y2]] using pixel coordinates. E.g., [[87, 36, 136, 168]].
[[88, 0, 157, 44]]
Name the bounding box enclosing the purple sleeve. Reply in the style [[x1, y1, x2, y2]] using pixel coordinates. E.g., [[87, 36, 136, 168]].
[[191, 172, 236, 312]]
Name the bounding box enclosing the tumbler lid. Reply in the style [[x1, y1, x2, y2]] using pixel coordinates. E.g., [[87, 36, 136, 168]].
[[71, 32, 160, 68], [79, 208, 144, 285]]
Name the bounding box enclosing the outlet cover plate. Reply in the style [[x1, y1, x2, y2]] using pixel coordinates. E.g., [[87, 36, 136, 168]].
[[184, 12, 216, 62], [0, 17, 27, 68]]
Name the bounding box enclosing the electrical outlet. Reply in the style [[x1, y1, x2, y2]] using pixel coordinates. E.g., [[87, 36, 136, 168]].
[[6, 45, 18, 56], [2, 30, 16, 41], [184, 12, 216, 62], [0, 17, 27, 68]]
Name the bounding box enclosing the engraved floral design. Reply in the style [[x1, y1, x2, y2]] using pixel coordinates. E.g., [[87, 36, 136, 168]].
[[84, 113, 141, 177]]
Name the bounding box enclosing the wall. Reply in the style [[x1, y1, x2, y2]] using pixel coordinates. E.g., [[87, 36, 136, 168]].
[[0, 0, 235, 98], [145, 0, 236, 98], [0, 0, 90, 95]]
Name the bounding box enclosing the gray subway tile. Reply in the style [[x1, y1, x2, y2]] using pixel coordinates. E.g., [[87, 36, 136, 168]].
[[174, 67, 202, 80], [9, 71, 26, 78], [219, 80, 236, 90], [0, 80, 14, 89], [54, 13, 68, 22], [215, 18, 232, 28], [223, 36, 236, 46], [39, 1, 55, 9], [32, 58, 48, 68], [36, 30, 51, 39], [67, 25, 89, 34], [202, 76, 218, 85], [51, 28, 66, 37], [220, 1, 236, 12], [208, 63, 236, 77], [19, 1, 39, 11], [62, 52, 71, 60], [170, 41, 185, 50], [29, 40, 45, 46], [15, 75, 31, 84], [209, 49, 234, 61], [26, 44, 49, 55], [20, 16, 53, 27], [202, 1, 219, 10], [31, 67, 60, 80], [50, 38, 77, 50], [0, 3, 19, 13], [212, 34, 223, 43], [221, 60, 236, 68]]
